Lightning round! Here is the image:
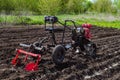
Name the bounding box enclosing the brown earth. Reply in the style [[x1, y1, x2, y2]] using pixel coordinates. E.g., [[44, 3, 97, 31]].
[[0, 25, 120, 80]]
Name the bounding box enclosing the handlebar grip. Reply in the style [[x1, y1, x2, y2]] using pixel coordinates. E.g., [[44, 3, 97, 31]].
[[20, 43, 43, 51], [20, 43, 30, 48]]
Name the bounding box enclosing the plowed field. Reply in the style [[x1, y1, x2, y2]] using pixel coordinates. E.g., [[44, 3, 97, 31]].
[[0, 25, 120, 80]]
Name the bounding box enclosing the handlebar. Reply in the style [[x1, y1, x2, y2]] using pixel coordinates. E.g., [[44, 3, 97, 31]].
[[65, 20, 75, 25], [44, 16, 77, 29], [20, 43, 43, 51], [64, 20, 77, 30]]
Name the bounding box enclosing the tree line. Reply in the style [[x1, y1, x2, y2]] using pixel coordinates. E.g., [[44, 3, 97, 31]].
[[0, 0, 120, 15]]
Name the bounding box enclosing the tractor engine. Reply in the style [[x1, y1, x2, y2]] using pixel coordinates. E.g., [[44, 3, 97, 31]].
[[72, 27, 85, 51], [72, 27, 85, 40]]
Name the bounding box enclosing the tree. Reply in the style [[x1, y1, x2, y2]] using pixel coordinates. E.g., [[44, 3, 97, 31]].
[[92, 0, 114, 13], [0, 0, 15, 14], [59, 0, 69, 14], [27, 0, 39, 13], [66, 0, 88, 14], [114, 0, 120, 11], [38, 0, 61, 15], [84, 0, 93, 12]]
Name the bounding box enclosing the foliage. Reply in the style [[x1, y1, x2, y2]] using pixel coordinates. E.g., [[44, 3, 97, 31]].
[[0, 0, 120, 15], [38, 0, 61, 15], [0, 0, 15, 14], [92, 0, 114, 13], [114, 0, 120, 12]]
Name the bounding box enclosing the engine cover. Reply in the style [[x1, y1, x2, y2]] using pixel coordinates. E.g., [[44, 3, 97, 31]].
[[72, 27, 85, 41]]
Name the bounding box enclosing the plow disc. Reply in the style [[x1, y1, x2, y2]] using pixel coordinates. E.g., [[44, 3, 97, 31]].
[[11, 49, 41, 71], [25, 62, 38, 71]]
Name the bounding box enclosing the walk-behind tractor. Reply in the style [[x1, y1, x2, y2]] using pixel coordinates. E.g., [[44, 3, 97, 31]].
[[11, 16, 97, 71]]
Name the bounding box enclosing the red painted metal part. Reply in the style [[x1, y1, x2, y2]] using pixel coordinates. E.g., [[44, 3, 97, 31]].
[[11, 49, 41, 71], [82, 23, 92, 29], [17, 49, 40, 57], [84, 28, 91, 39], [82, 23, 92, 39]]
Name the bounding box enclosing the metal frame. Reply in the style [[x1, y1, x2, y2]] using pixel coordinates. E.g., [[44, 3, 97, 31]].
[[45, 19, 77, 47]]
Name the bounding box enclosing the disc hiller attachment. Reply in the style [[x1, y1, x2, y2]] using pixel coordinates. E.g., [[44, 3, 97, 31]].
[[11, 49, 41, 71]]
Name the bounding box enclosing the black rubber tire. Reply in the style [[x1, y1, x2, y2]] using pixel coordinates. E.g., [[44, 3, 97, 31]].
[[84, 42, 97, 58], [52, 45, 65, 65]]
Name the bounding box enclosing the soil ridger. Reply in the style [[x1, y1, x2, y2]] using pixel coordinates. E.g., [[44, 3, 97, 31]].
[[11, 49, 41, 71]]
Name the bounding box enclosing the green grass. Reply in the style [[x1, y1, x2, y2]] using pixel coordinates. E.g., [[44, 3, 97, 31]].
[[0, 14, 120, 29]]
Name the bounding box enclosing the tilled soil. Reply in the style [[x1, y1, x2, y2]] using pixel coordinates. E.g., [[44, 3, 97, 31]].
[[0, 25, 120, 80]]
